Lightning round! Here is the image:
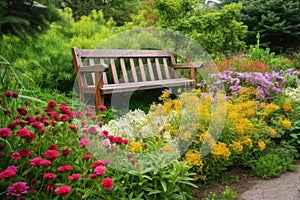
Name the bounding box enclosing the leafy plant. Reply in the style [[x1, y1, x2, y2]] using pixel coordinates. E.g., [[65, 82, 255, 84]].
[[251, 153, 296, 178], [202, 186, 238, 200]]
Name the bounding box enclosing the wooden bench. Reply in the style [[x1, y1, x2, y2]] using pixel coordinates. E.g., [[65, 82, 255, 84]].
[[72, 47, 202, 109]]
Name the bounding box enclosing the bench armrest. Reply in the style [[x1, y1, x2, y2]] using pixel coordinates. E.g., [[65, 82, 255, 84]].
[[172, 62, 203, 69]]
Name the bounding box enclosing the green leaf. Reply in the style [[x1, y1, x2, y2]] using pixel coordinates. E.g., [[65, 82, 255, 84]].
[[161, 180, 167, 192]]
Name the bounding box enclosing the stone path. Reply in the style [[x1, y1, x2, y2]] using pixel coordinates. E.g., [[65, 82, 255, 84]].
[[240, 163, 300, 200]]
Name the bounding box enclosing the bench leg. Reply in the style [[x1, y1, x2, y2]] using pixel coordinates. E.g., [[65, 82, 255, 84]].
[[95, 94, 105, 113]]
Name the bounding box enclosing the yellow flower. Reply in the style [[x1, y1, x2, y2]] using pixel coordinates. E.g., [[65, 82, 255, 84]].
[[268, 128, 277, 137], [185, 150, 203, 169], [162, 145, 174, 152], [130, 141, 142, 152], [282, 101, 293, 113], [211, 142, 231, 160], [258, 139, 266, 151], [229, 141, 243, 154], [264, 103, 279, 115], [243, 137, 253, 147], [281, 119, 292, 129]]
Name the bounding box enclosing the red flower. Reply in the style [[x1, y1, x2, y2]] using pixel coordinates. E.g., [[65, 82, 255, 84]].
[[40, 160, 52, 167], [12, 92, 18, 98], [69, 173, 81, 180], [17, 107, 28, 116], [47, 100, 57, 108], [25, 100, 30, 106], [88, 174, 98, 180], [57, 165, 73, 172], [11, 152, 21, 160], [30, 157, 43, 167], [92, 161, 103, 168], [44, 173, 57, 179], [69, 125, 78, 131], [44, 150, 60, 160], [4, 91, 13, 97], [16, 128, 34, 140], [3, 110, 12, 115], [61, 149, 71, 155], [101, 178, 114, 190], [97, 105, 107, 110], [8, 121, 19, 129], [94, 166, 106, 175], [0, 128, 12, 138], [0, 169, 16, 179], [48, 144, 58, 150], [122, 138, 129, 145], [55, 185, 71, 196], [19, 149, 32, 157], [83, 154, 93, 160]]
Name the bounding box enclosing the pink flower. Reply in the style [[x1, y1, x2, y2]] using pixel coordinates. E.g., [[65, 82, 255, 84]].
[[69, 173, 81, 180], [81, 120, 87, 126], [101, 178, 114, 190], [17, 107, 28, 116], [7, 166, 18, 172], [61, 149, 71, 155], [48, 144, 58, 150], [25, 100, 30, 106], [44, 173, 56, 179], [0, 128, 12, 138], [47, 100, 57, 108], [0, 169, 16, 179], [11, 152, 21, 160], [94, 166, 106, 175], [92, 161, 103, 168], [122, 138, 129, 145], [69, 125, 78, 131], [19, 149, 32, 157], [98, 121, 104, 126], [102, 139, 111, 147], [126, 153, 134, 158], [44, 150, 60, 160], [7, 181, 28, 196], [88, 173, 98, 180], [55, 185, 71, 196], [83, 154, 93, 160], [97, 105, 107, 110], [57, 165, 73, 172], [43, 183, 55, 192], [16, 128, 34, 140], [4, 91, 13, 97], [40, 160, 52, 167], [30, 157, 43, 167], [79, 137, 91, 147]]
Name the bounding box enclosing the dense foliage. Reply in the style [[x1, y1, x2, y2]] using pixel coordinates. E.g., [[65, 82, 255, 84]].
[[221, 0, 300, 53], [0, 0, 60, 38]]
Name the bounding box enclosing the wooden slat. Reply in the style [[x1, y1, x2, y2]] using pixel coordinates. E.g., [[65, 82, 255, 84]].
[[110, 58, 119, 84], [138, 58, 147, 81], [155, 58, 163, 80], [163, 58, 171, 79], [78, 49, 173, 58], [147, 58, 155, 81], [130, 58, 138, 82], [100, 59, 108, 85], [120, 58, 129, 83]]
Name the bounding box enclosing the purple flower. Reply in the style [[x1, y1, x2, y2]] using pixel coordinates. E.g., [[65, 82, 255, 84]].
[[7, 181, 29, 196]]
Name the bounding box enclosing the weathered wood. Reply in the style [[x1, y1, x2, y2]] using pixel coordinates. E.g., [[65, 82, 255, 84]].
[[72, 47, 202, 109]]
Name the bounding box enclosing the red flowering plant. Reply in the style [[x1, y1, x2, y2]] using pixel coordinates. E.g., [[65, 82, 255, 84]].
[[0, 92, 117, 199]]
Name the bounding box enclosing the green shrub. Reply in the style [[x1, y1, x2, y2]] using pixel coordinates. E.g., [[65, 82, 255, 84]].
[[202, 186, 238, 200]]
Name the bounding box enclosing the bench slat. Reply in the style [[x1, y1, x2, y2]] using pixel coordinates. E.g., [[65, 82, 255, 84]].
[[120, 58, 129, 83], [99, 59, 108, 85], [147, 58, 155, 81], [163, 58, 171, 79], [138, 58, 147, 82], [130, 58, 138, 82], [110, 58, 119, 84], [155, 58, 163, 80]]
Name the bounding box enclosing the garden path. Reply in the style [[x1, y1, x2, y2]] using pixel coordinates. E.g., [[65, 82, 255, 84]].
[[239, 161, 300, 200]]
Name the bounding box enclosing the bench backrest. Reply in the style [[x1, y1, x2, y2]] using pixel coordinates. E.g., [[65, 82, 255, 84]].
[[72, 48, 183, 89]]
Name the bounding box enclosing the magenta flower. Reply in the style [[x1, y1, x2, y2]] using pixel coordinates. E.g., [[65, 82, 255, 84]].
[[101, 159, 111, 165], [40, 160, 52, 167], [55, 185, 71, 196], [44, 173, 57, 179], [79, 137, 91, 147], [7, 181, 28, 196], [97, 105, 107, 110], [83, 154, 93, 160], [11, 152, 21, 160], [88, 173, 98, 180], [0, 169, 16, 179], [30, 157, 43, 167], [61, 149, 71, 155], [94, 166, 106, 175], [7, 166, 18, 173], [102, 139, 111, 147], [0, 128, 12, 138], [101, 178, 114, 190], [69, 173, 81, 180], [44, 150, 60, 160]]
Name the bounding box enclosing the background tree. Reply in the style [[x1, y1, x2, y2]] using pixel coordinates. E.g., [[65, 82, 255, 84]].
[[221, 0, 300, 53], [0, 0, 60, 38]]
